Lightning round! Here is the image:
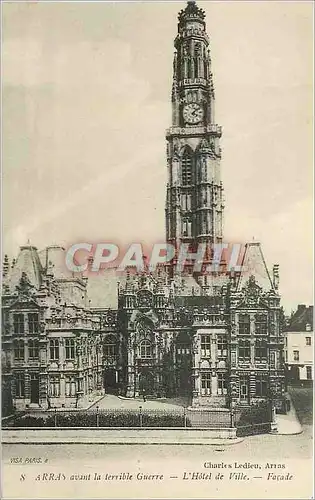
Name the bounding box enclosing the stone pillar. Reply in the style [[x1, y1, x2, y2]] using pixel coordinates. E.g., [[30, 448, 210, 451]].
[[192, 370, 201, 406], [211, 373, 218, 396], [126, 345, 135, 398], [249, 373, 256, 400], [24, 370, 30, 402], [134, 364, 140, 397], [59, 338, 65, 365], [270, 405, 278, 434], [230, 373, 239, 408], [39, 372, 48, 409], [211, 335, 216, 363], [76, 344, 84, 406], [60, 373, 65, 403]]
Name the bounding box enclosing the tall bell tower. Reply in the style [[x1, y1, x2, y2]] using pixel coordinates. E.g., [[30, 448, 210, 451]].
[[165, 0, 224, 274]]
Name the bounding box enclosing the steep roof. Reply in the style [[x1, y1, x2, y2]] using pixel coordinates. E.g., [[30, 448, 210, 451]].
[[236, 242, 274, 292], [286, 305, 313, 332], [38, 245, 74, 279], [8, 245, 43, 291], [87, 267, 121, 309]]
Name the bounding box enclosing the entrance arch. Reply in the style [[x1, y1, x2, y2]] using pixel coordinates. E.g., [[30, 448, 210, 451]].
[[139, 370, 155, 395], [104, 368, 118, 394]]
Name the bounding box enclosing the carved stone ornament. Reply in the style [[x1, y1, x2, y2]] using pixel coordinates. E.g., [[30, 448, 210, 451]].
[[137, 290, 153, 309], [244, 275, 261, 305]]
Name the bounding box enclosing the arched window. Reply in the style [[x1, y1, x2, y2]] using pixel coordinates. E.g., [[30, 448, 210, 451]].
[[139, 340, 152, 359], [103, 335, 117, 357], [181, 148, 193, 186]]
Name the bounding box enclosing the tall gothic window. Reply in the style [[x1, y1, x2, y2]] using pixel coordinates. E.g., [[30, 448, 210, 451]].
[[182, 218, 192, 237], [28, 339, 39, 359], [194, 44, 200, 78], [239, 314, 250, 335], [204, 59, 208, 80], [28, 313, 39, 334], [13, 339, 24, 360], [49, 339, 59, 360], [103, 335, 117, 357], [187, 57, 192, 79], [181, 193, 192, 211], [139, 340, 152, 359], [181, 149, 193, 186], [13, 314, 24, 334], [65, 338, 75, 360]]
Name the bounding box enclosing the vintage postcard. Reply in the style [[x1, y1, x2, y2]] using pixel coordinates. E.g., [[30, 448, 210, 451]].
[[1, 1, 313, 499]]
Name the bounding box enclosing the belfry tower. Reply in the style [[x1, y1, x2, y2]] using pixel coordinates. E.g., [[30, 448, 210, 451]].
[[165, 1, 224, 275]]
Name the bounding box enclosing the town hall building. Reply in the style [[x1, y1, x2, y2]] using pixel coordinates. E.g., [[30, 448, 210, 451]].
[[1, 1, 286, 414]]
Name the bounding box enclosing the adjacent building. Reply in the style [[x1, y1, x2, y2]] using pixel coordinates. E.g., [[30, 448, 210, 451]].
[[284, 305, 313, 384]]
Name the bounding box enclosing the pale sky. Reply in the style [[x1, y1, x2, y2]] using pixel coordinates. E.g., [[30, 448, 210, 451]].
[[2, 1, 313, 313]]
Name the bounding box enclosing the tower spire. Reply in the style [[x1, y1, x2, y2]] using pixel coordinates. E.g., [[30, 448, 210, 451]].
[[165, 2, 224, 277]]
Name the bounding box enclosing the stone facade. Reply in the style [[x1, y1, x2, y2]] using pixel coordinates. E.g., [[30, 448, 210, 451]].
[[1, 1, 286, 413]]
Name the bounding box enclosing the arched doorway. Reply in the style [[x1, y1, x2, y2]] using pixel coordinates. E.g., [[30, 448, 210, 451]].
[[139, 370, 155, 395], [104, 368, 118, 394]]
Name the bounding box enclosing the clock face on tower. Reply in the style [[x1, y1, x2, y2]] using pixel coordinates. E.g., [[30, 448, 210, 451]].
[[183, 103, 204, 125]]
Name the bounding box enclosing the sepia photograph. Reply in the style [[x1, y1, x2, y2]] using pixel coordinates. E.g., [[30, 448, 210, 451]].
[[1, 1, 313, 499]]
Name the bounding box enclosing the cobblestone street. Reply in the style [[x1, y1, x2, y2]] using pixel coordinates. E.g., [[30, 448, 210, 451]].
[[3, 424, 312, 462], [89, 394, 189, 411]]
